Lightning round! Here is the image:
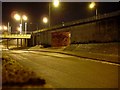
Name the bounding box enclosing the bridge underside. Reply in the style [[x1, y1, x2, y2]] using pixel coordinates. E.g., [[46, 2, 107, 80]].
[[1, 34, 31, 49], [1, 38, 29, 49], [51, 31, 70, 47]]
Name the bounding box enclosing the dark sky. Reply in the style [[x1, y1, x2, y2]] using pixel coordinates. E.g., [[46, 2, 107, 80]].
[[2, 2, 120, 31]]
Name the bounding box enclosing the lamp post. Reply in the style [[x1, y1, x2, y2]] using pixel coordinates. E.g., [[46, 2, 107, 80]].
[[14, 13, 28, 34], [25, 22, 27, 34], [22, 15, 28, 34], [89, 2, 97, 16], [49, 0, 59, 27]]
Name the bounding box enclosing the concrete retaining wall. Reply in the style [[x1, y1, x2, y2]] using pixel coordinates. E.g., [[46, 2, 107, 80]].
[[70, 17, 119, 43]]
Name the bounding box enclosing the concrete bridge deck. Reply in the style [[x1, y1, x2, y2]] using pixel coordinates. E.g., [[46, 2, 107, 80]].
[[0, 34, 31, 39]]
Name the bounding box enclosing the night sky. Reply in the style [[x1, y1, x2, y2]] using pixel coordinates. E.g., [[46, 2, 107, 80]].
[[2, 2, 120, 32]]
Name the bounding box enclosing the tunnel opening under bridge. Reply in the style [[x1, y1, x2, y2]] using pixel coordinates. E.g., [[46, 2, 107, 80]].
[[51, 31, 71, 47]]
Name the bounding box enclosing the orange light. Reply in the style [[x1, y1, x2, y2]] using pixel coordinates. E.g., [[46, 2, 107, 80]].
[[22, 15, 28, 21], [53, 0, 59, 7], [43, 17, 48, 24], [89, 2, 96, 9], [3, 26, 7, 30], [14, 14, 21, 21], [0, 26, 2, 30]]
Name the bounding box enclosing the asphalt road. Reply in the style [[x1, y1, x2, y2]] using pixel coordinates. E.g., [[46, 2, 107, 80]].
[[3, 50, 119, 88], [0, 50, 2, 89]]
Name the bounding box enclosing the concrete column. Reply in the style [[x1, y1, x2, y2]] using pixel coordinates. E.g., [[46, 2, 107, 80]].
[[17, 39, 19, 48], [26, 39, 28, 46], [24, 39, 27, 47], [32, 35, 35, 46], [36, 35, 38, 45], [21, 39, 22, 47], [46, 32, 48, 45], [7, 39, 9, 49], [24, 39, 26, 47]]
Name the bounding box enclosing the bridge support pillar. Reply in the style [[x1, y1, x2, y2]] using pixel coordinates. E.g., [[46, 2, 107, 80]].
[[32, 35, 35, 46], [25, 39, 28, 47], [17, 39, 19, 48], [21, 39, 22, 47], [7, 39, 9, 49]]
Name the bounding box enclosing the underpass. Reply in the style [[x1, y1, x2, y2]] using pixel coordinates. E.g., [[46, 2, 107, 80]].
[[1, 34, 31, 49]]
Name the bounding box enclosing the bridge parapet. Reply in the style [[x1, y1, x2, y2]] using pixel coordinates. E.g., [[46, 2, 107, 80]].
[[65, 10, 120, 26], [32, 10, 120, 34], [1, 34, 31, 39]]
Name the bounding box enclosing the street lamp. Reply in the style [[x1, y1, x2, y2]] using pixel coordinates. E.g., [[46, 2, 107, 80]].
[[89, 2, 97, 16], [3, 26, 8, 30], [14, 13, 28, 34], [14, 14, 21, 21], [22, 15, 28, 21], [0, 26, 2, 31], [49, 0, 60, 27], [17, 27, 21, 32], [53, 0, 59, 7], [0, 25, 8, 34], [0, 25, 7, 31], [43, 17, 48, 24]]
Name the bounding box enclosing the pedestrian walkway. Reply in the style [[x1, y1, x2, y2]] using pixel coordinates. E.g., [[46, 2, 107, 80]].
[[28, 43, 119, 64]]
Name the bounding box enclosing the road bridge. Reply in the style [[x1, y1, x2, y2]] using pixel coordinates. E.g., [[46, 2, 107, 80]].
[[1, 34, 31, 49], [30, 10, 120, 47], [0, 34, 31, 39]]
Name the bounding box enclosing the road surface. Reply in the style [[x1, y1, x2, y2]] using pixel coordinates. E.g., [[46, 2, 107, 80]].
[[2, 50, 119, 88]]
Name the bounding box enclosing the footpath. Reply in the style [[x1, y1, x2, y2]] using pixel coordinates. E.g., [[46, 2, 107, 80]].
[[28, 43, 119, 64]]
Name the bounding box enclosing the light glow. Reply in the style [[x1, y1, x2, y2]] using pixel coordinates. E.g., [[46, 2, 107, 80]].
[[0, 26, 2, 30], [17, 27, 21, 32], [14, 14, 21, 21], [89, 2, 96, 9], [43, 17, 48, 24], [3, 26, 7, 30], [53, 0, 59, 7], [22, 15, 28, 21]]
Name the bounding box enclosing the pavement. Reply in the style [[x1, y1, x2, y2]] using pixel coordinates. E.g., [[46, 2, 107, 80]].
[[28, 43, 119, 64]]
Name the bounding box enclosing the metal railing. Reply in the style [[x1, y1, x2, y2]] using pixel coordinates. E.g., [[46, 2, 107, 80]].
[[32, 10, 120, 34]]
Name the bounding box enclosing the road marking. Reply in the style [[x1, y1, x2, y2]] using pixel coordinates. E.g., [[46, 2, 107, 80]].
[[86, 58, 120, 66], [100, 61, 120, 66]]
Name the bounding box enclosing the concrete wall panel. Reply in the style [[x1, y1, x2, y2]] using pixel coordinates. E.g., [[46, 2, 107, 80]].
[[31, 15, 119, 46]]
